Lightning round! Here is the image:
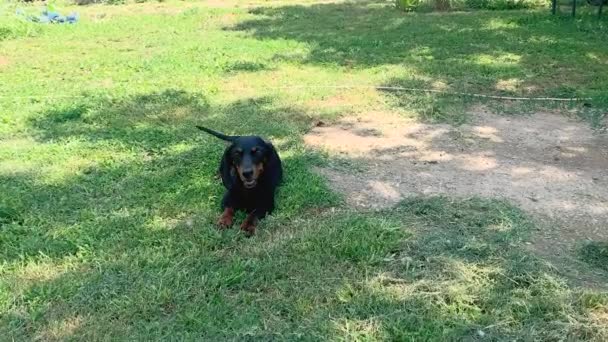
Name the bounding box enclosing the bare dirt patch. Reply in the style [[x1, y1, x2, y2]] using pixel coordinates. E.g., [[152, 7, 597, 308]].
[[305, 107, 608, 287], [0, 55, 9, 69]]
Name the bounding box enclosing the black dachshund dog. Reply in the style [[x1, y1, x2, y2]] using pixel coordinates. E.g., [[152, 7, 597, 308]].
[[197, 126, 282, 236]]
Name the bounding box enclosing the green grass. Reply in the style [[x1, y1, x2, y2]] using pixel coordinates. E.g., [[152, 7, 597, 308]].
[[580, 242, 608, 272], [1, 0, 608, 339]]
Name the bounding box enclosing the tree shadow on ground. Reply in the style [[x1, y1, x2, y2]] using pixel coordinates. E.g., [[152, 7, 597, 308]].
[[304, 106, 608, 287], [28, 89, 312, 147], [2, 89, 333, 259], [230, 2, 608, 103], [1, 89, 341, 337], [2, 92, 606, 339], [3, 192, 607, 339]]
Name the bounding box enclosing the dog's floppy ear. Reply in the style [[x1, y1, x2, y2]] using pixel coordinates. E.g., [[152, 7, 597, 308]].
[[220, 144, 238, 189], [263, 140, 282, 188]]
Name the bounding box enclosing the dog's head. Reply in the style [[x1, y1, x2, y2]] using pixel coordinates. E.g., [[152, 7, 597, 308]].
[[223, 136, 275, 189]]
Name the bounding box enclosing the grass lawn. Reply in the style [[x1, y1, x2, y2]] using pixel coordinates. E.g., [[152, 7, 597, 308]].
[[1, 0, 608, 340]]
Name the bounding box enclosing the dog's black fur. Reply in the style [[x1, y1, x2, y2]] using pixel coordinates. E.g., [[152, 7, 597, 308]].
[[196, 126, 282, 235]]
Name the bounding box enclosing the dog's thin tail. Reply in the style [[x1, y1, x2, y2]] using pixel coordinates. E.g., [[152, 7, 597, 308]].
[[196, 126, 237, 142]]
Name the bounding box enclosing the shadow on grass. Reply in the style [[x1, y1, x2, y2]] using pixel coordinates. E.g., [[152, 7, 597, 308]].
[[580, 241, 608, 272], [2, 89, 607, 339], [1, 89, 341, 336], [2, 88, 335, 258], [230, 2, 608, 109], [29, 89, 313, 147], [3, 193, 607, 339], [2, 96, 607, 339], [3, 93, 608, 337], [225, 60, 271, 73]]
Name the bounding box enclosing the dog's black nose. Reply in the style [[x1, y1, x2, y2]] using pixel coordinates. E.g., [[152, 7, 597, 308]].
[[242, 169, 254, 180]]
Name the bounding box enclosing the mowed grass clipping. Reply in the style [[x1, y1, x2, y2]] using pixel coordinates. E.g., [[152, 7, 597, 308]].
[[1, 0, 608, 340]]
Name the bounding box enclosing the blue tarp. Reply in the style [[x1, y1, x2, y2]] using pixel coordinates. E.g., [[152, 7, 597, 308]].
[[16, 8, 79, 24]]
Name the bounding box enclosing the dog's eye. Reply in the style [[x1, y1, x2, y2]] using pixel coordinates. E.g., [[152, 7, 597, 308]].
[[252, 147, 262, 155], [232, 149, 243, 160]]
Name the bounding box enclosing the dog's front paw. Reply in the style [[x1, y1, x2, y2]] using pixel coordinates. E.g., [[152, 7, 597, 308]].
[[217, 208, 234, 229], [240, 216, 257, 237], [217, 216, 233, 229]]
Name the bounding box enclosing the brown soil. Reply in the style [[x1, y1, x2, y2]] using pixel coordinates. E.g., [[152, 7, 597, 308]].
[[0, 56, 9, 68], [305, 107, 608, 287]]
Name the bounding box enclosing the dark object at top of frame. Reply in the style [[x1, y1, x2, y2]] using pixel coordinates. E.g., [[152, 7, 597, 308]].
[[587, 0, 607, 6]]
